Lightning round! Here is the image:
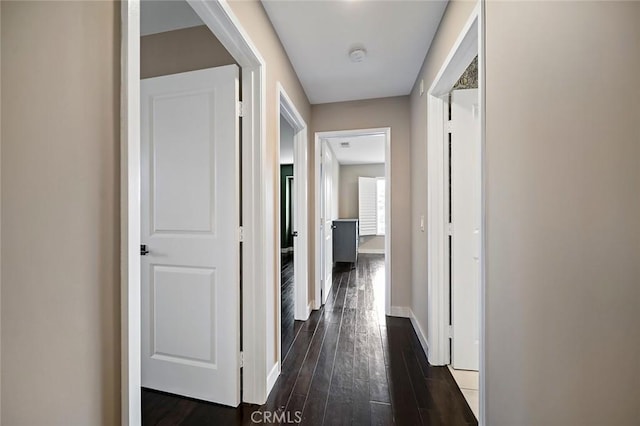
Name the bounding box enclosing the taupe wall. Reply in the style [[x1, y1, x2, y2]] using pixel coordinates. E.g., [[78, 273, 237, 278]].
[[226, 0, 312, 374], [409, 0, 477, 359], [339, 164, 385, 253], [484, 2, 640, 424], [1, 1, 120, 424], [312, 96, 411, 308], [141, 25, 236, 79]]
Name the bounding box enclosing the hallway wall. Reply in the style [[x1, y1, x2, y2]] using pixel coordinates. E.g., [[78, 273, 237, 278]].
[[311, 96, 411, 309], [1, 1, 121, 424], [484, 2, 640, 424]]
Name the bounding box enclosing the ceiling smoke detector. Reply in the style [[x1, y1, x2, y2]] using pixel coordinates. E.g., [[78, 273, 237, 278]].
[[340, 141, 351, 148], [349, 47, 367, 63]]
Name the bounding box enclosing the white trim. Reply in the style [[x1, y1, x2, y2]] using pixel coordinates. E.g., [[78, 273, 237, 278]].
[[276, 83, 309, 370], [425, 2, 485, 425], [426, 94, 448, 366], [122, 0, 271, 418], [478, 2, 487, 424], [314, 128, 391, 315], [427, 2, 479, 366], [120, 2, 141, 424], [389, 306, 411, 318], [266, 362, 281, 396], [409, 309, 430, 360], [357, 248, 385, 254], [278, 83, 309, 322]]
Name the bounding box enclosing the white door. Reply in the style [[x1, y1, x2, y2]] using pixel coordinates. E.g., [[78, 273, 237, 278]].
[[451, 88, 481, 371], [141, 65, 241, 406], [321, 141, 333, 304]]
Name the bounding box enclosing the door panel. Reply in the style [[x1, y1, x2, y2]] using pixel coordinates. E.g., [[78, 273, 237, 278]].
[[322, 142, 333, 304], [141, 65, 240, 406], [451, 88, 480, 371]]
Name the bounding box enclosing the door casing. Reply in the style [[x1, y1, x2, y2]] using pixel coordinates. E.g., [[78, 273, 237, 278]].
[[275, 83, 309, 381]]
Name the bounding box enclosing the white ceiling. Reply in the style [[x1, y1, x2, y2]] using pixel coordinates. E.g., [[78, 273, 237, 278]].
[[327, 134, 385, 165], [262, 0, 448, 104], [141, 0, 204, 36]]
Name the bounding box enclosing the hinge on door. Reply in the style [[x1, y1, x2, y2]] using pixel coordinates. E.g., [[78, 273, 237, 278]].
[[237, 101, 245, 118], [448, 325, 453, 339], [239, 351, 244, 368], [238, 226, 244, 242], [447, 223, 453, 236], [447, 120, 453, 133]]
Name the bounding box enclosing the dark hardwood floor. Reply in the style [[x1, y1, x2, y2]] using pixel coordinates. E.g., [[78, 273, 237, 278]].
[[142, 254, 477, 425], [281, 253, 300, 362]]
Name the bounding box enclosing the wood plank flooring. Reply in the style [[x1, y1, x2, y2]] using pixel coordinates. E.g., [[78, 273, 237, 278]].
[[281, 254, 299, 362], [142, 254, 477, 425]]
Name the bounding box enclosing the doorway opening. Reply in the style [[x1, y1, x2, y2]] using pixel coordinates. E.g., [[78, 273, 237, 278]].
[[426, 3, 484, 423], [447, 57, 480, 419], [122, 0, 270, 421], [313, 128, 391, 316], [276, 84, 309, 366]]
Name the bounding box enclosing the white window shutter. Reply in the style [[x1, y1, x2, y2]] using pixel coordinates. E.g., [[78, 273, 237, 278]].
[[358, 177, 377, 236]]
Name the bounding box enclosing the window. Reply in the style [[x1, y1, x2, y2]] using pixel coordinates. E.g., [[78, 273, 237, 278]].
[[358, 176, 385, 236]]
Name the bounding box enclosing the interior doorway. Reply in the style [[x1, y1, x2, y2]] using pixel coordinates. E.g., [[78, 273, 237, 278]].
[[313, 128, 391, 315], [122, 0, 270, 420], [276, 84, 309, 366], [425, 4, 483, 422]]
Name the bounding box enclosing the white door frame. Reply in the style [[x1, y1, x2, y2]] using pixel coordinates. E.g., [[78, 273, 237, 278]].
[[121, 1, 270, 423], [276, 83, 309, 368], [425, 2, 485, 424], [313, 128, 391, 315]]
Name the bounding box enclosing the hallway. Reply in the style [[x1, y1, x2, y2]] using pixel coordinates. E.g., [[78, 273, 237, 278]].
[[142, 255, 476, 425]]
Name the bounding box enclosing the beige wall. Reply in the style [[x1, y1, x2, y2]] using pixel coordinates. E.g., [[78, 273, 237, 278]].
[[484, 2, 640, 424], [339, 163, 385, 253], [141, 25, 236, 79], [226, 0, 312, 374], [311, 96, 411, 308], [1, 1, 120, 424], [338, 163, 384, 219], [409, 0, 477, 357]]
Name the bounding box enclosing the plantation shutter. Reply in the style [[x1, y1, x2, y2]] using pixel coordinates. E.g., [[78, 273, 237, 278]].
[[358, 177, 377, 236]]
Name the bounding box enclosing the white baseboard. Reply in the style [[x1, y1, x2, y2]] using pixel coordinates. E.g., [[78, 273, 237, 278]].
[[358, 248, 385, 254], [409, 309, 430, 360], [389, 307, 430, 359], [266, 362, 280, 395], [389, 306, 411, 318]]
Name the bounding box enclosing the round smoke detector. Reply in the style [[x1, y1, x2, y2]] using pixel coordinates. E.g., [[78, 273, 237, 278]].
[[349, 47, 367, 63]]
